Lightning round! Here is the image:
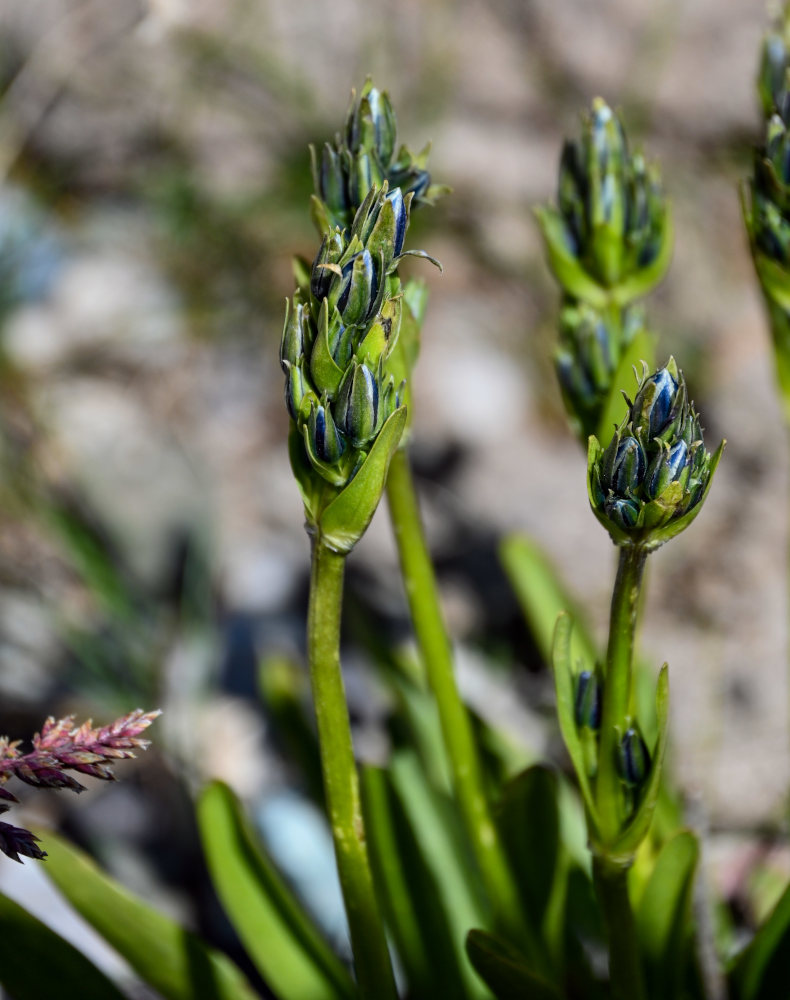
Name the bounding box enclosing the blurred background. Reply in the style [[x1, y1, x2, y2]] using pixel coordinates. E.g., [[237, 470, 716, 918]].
[[0, 0, 786, 988]]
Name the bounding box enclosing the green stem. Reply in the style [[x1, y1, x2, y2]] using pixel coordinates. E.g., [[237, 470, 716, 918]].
[[593, 856, 646, 1000], [308, 541, 397, 1000], [593, 544, 648, 1000], [385, 448, 537, 959], [595, 544, 647, 843]]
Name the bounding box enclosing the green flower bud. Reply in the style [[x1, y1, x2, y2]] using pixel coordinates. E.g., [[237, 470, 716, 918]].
[[617, 727, 650, 788], [588, 357, 723, 549], [316, 143, 349, 220], [283, 360, 312, 422], [335, 361, 380, 447], [346, 80, 397, 168], [280, 295, 311, 371], [311, 230, 345, 302], [759, 32, 790, 117]]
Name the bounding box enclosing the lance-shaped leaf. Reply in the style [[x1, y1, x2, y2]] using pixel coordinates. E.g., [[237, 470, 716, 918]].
[[636, 829, 699, 1000], [730, 878, 790, 1000], [361, 765, 472, 999], [551, 612, 599, 830], [466, 930, 561, 1000], [198, 781, 354, 1000], [320, 406, 407, 553], [0, 890, 127, 1000], [39, 831, 257, 1000]]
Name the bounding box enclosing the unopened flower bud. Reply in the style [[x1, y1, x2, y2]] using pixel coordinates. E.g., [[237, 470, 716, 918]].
[[645, 439, 689, 499], [280, 297, 311, 371], [311, 230, 345, 302], [759, 32, 789, 117], [308, 400, 345, 465], [574, 670, 602, 730], [335, 361, 380, 447], [283, 360, 312, 421], [631, 361, 683, 442], [617, 727, 650, 787], [346, 81, 397, 167], [336, 249, 380, 326]]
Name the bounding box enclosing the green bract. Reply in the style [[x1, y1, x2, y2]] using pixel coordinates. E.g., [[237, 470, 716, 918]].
[[587, 357, 724, 550], [536, 98, 672, 307]]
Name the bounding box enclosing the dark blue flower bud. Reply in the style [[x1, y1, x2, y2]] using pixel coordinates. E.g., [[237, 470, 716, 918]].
[[335, 362, 380, 447], [604, 496, 640, 530], [611, 436, 646, 496], [336, 250, 379, 325], [574, 670, 602, 730], [317, 143, 349, 219], [346, 82, 397, 167], [308, 400, 345, 465], [645, 439, 688, 499], [617, 727, 650, 787], [632, 363, 679, 441]]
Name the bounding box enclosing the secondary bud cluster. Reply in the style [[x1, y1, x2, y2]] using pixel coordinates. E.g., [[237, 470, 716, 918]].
[[744, 23, 790, 323], [311, 79, 444, 232], [282, 184, 416, 489], [556, 303, 646, 440], [588, 358, 720, 549], [537, 98, 671, 306]]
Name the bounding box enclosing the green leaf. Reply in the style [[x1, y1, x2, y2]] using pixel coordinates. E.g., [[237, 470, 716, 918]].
[[465, 929, 561, 1000], [499, 765, 559, 931], [39, 831, 257, 1000], [534, 205, 609, 307], [198, 781, 354, 1000], [594, 326, 655, 446], [551, 612, 598, 830], [389, 751, 491, 999], [636, 830, 699, 1000], [730, 879, 790, 1000], [500, 534, 597, 671], [320, 406, 407, 553], [0, 890, 126, 1000], [610, 663, 669, 858], [361, 765, 472, 999]]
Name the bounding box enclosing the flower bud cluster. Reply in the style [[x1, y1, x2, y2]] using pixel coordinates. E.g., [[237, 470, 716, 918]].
[[537, 98, 671, 305], [556, 302, 646, 440], [311, 79, 445, 232], [744, 22, 790, 317], [283, 182, 438, 499], [588, 358, 720, 549]]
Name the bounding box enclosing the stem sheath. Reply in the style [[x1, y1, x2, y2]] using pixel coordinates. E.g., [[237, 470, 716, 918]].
[[308, 541, 396, 1000]]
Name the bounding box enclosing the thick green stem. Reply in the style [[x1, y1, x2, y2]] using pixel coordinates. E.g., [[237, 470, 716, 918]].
[[596, 544, 648, 843], [593, 856, 646, 1000], [307, 541, 397, 1000], [593, 544, 648, 1000], [385, 448, 537, 959]]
